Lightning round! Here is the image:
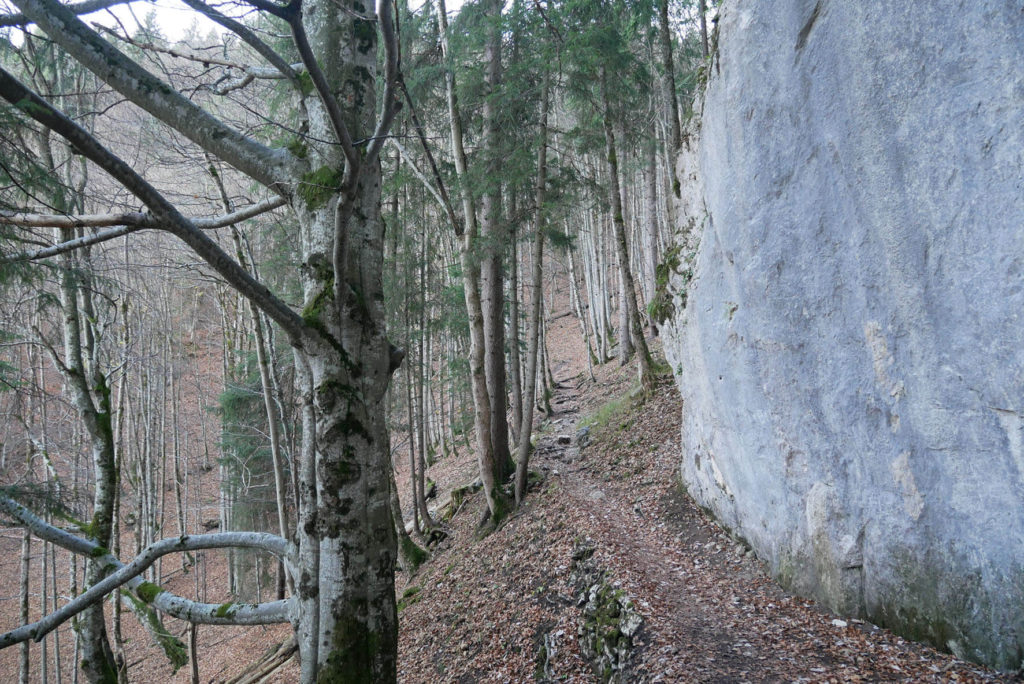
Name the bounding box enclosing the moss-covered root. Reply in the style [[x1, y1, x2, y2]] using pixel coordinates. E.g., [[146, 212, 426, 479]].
[[396, 585, 422, 612], [476, 488, 513, 539], [398, 534, 429, 573]]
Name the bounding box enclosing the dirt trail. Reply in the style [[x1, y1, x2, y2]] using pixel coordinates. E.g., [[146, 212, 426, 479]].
[[223, 304, 1015, 683], [531, 373, 770, 680], [523, 363, 1013, 683]]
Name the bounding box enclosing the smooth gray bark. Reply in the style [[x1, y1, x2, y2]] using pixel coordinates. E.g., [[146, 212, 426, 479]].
[[0, 0, 404, 680], [601, 69, 654, 391], [53, 232, 117, 683], [514, 73, 549, 505], [10, 0, 296, 188], [19, 529, 30, 684], [0, 495, 291, 649]]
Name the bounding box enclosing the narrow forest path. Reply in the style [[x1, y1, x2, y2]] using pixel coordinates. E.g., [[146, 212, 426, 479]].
[[393, 335, 1015, 682], [531, 368, 857, 681], [518, 360, 1015, 682], [531, 374, 764, 680], [220, 311, 1016, 682]]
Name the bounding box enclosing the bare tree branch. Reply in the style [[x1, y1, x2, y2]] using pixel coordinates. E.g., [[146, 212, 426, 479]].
[[387, 139, 446, 211], [1, 210, 147, 230], [245, 0, 296, 20], [98, 26, 303, 84], [0, 0, 139, 27], [0, 495, 292, 649], [0, 67, 308, 343], [10, 0, 298, 190], [0, 196, 286, 230], [364, 0, 399, 168], [1, 196, 289, 263], [395, 75, 461, 234], [170, 0, 304, 90], [212, 65, 302, 95]]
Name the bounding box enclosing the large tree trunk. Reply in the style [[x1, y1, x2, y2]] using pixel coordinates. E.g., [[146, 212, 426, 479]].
[[291, 190, 398, 681], [438, 0, 509, 524], [514, 72, 549, 505], [479, 0, 513, 487], [600, 68, 655, 392], [56, 232, 118, 684], [291, 3, 399, 678], [0, 0, 403, 679]]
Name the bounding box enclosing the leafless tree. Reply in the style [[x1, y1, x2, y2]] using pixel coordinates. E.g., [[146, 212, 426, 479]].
[[0, 0, 403, 680]]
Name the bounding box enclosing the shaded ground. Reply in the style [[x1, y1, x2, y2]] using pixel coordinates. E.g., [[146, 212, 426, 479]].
[[392, 298, 1019, 682], [3, 291, 1019, 682]]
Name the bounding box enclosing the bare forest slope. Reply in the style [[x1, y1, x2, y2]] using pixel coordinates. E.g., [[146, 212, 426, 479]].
[[388, 313, 1013, 683], [1, 286, 1016, 683]]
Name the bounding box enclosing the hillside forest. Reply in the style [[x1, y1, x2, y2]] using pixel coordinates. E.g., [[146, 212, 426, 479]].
[[0, 0, 1019, 682]]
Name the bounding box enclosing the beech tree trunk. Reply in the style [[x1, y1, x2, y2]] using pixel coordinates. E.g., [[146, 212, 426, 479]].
[[415, 240, 435, 529], [56, 234, 118, 684], [19, 529, 30, 684], [290, 3, 400, 679], [389, 457, 427, 573], [567, 247, 598, 380], [514, 72, 549, 505], [0, 0, 404, 680], [600, 68, 655, 392], [405, 358, 421, 533], [438, 0, 509, 524]]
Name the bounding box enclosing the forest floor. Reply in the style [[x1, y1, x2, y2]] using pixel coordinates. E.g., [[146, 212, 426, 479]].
[[206, 295, 1023, 683], [391, 340, 1019, 683], [3, 297, 1020, 682]]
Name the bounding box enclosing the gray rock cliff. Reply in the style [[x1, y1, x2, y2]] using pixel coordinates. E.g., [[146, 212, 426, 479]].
[[662, 0, 1024, 669]]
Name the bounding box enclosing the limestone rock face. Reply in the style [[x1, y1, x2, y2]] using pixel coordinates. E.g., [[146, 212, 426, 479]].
[[662, 0, 1024, 669]]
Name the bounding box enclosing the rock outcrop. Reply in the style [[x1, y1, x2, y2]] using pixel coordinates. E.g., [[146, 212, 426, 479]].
[[569, 542, 642, 683], [663, 0, 1024, 669]]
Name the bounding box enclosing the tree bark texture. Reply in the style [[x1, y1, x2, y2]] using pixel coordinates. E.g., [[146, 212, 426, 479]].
[[292, 2, 399, 679], [480, 0, 513, 487], [514, 72, 549, 505], [0, 0, 403, 680], [437, 0, 507, 524], [600, 68, 655, 392]]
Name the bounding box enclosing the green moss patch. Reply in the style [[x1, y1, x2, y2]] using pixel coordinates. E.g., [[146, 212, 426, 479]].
[[297, 165, 343, 209], [397, 585, 422, 612], [135, 581, 164, 604], [399, 535, 429, 573]]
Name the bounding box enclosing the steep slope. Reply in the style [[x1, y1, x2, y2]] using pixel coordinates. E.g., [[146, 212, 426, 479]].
[[392, 339, 1009, 681], [663, 0, 1024, 669]]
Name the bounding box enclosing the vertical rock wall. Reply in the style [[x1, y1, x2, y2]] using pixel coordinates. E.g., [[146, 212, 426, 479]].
[[663, 0, 1024, 669]]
